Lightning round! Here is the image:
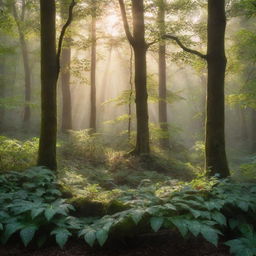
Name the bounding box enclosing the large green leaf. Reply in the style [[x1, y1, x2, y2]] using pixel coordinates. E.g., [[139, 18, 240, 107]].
[[84, 229, 96, 247], [170, 217, 188, 237], [1, 222, 24, 243], [130, 209, 144, 225], [45, 207, 57, 221], [96, 229, 108, 246], [51, 228, 71, 249], [187, 220, 201, 237], [200, 225, 219, 246], [211, 212, 226, 226], [150, 217, 164, 232], [20, 225, 38, 247]]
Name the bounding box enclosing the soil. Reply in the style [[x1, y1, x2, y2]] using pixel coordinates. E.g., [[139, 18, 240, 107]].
[[0, 231, 231, 256]]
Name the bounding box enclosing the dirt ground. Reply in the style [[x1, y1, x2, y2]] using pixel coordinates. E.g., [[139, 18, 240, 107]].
[[0, 231, 231, 256]]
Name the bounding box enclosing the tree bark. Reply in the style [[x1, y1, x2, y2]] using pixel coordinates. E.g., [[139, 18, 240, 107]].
[[61, 46, 72, 132], [132, 0, 150, 154], [205, 0, 229, 177], [158, 0, 169, 149], [60, 0, 72, 133], [89, 11, 97, 133], [0, 57, 5, 131], [38, 0, 57, 171], [13, 3, 32, 125], [118, 0, 150, 155]]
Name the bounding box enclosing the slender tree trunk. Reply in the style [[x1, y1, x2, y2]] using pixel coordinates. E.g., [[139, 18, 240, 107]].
[[38, 0, 57, 171], [0, 57, 5, 131], [13, 4, 32, 125], [158, 0, 169, 149], [205, 0, 229, 177], [89, 12, 96, 133], [60, 0, 72, 133], [61, 46, 72, 132], [132, 0, 150, 154], [128, 45, 133, 142], [118, 0, 150, 155], [250, 108, 256, 153], [20, 35, 31, 124]]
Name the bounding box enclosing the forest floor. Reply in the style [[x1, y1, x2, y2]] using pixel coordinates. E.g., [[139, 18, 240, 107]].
[[0, 231, 230, 256]]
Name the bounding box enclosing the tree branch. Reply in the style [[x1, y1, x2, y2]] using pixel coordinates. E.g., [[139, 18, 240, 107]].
[[56, 0, 76, 76], [164, 34, 207, 60], [146, 39, 159, 49], [118, 0, 135, 46]]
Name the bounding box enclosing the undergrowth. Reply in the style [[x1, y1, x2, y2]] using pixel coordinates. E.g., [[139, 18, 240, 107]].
[[0, 167, 256, 256]]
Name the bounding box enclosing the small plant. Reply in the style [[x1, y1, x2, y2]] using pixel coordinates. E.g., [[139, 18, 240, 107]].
[[0, 136, 38, 172]]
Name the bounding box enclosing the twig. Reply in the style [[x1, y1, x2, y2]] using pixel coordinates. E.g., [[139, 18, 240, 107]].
[[164, 34, 207, 60], [56, 0, 76, 76]]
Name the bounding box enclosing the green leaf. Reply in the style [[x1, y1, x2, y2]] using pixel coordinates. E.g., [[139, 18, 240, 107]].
[[238, 201, 249, 212], [200, 225, 219, 246], [0, 223, 3, 230], [150, 217, 164, 232], [170, 217, 188, 237], [96, 229, 108, 246], [31, 208, 45, 219], [51, 228, 71, 249], [45, 207, 56, 221], [211, 212, 226, 226], [20, 226, 38, 247], [84, 230, 96, 247], [56, 231, 70, 249], [131, 209, 144, 225], [1, 222, 24, 243], [187, 220, 201, 237]]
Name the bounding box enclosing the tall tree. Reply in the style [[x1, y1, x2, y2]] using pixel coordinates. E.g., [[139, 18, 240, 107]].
[[165, 0, 230, 177], [89, 0, 97, 133], [206, 0, 229, 177], [157, 0, 170, 149], [38, 0, 75, 170], [60, 0, 72, 133], [118, 0, 150, 155], [12, 0, 32, 125], [38, 0, 58, 170]]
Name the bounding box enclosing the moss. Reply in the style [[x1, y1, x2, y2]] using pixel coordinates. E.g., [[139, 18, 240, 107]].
[[105, 200, 130, 215], [68, 197, 105, 217], [57, 183, 73, 198]]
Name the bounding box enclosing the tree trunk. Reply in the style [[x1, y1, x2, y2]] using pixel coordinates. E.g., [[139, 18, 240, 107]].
[[132, 0, 150, 155], [250, 108, 256, 153], [158, 0, 169, 149], [205, 0, 229, 177], [0, 57, 5, 131], [60, 0, 72, 133], [20, 34, 31, 125], [38, 0, 57, 171], [89, 12, 97, 133], [12, 4, 32, 125], [61, 46, 72, 132]]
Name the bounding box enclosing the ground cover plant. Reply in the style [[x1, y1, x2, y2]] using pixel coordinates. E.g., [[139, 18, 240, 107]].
[[0, 162, 256, 256]]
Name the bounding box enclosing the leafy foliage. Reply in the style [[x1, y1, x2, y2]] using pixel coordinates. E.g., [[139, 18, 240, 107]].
[[0, 167, 82, 248], [1, 167, 256, 253], [0, 136, 38, 172]]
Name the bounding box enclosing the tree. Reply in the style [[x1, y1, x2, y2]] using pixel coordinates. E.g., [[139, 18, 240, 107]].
[[89, 0, 97, 133], [12, 0, 32, 125], [60, 0, 72, 133], [165, 0, 230, 177], [118, 0, 150, 155], [38, 0, 75, 170], [157, 0, 170, 149]]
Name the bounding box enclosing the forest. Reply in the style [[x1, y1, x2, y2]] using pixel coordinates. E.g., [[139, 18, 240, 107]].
[[0, 0, 256, 255]]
